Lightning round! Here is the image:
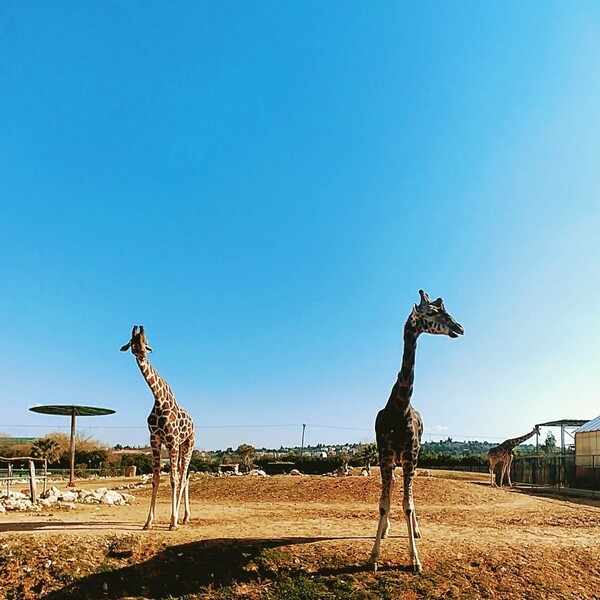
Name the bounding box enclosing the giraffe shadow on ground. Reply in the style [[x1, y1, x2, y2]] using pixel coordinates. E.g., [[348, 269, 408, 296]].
[[512, 486, 600, 509], [43, 536, 372, 600], [0, 520, 139, 533]]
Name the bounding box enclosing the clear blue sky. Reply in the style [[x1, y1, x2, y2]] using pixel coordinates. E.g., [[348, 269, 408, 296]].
[[1, 3, 599, 450]]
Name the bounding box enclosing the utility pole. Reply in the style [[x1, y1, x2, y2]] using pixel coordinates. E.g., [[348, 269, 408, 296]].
[[300, 423, 306, 456]]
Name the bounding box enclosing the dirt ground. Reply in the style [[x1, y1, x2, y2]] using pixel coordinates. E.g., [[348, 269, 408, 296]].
[[0, 470, 599, 599]]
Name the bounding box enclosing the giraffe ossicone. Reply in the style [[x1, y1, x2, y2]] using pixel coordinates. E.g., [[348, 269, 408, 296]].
[[121, 325, 196, 531], [369, 290, 464, 572]]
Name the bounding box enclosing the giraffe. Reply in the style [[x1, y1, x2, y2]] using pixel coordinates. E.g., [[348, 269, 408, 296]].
[[369, 290, 464, 572], [487, 425, 540, 487], [120, 325, 196, 530]]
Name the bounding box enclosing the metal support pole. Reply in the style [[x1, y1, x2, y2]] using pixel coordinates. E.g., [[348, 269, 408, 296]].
[[68, 407, 77, 487], [300, 424, 306, 456]]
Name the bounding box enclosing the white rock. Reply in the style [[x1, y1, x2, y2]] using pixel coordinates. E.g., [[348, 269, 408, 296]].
[[59, 491, 78, 502], [247, 469, 267, 477]]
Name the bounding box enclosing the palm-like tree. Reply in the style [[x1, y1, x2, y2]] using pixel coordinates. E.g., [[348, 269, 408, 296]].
[[359, 443, 378, 475], [236, 444, 257, 471], [31, 436, 62, 465]]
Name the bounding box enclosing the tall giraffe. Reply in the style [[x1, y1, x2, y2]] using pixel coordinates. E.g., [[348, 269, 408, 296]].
[[369, 290, 464, 572], [121, 325, 196, 530], [487, 425, 540, 487]]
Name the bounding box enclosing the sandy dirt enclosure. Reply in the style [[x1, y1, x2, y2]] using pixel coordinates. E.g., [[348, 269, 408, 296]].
[[0, 471, 599, 599]]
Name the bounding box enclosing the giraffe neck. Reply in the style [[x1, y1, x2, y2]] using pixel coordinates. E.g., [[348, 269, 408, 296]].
[[504, 429, 537, 450], [386, 319, 419, 413], [135, 356, 174, 407]]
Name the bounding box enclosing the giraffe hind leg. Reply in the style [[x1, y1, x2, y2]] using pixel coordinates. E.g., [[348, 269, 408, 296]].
[[489, 460, 499, 487], [168, 450, 181, 531], [506, 456, 514, 487], [369, 460, 394, 570], [176, 441, 193, 525]]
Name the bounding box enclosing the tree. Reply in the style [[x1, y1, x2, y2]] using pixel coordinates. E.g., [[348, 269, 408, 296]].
[[541, 432, 558, 454], [358, 443, 379, 469], [31, 436, 62, 464], [236, 444, 256, 470]]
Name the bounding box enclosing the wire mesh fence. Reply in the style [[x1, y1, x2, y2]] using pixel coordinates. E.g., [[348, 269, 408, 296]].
[[512, 454, 600, 490]]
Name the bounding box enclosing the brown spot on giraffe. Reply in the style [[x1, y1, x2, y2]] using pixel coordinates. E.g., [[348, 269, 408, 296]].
[[487, 425, 541, 487], [369, 290, 464, 573], [121, 325, 196, 531]]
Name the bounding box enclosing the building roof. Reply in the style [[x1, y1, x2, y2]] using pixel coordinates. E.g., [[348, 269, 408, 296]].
[[575, 415, 600, 434], [536, 419, 589, 428]]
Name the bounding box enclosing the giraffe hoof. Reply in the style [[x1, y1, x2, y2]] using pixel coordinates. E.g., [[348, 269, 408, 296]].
[[143, 524, 152, 531], [410, 563, 423, 573], [169, 524, 179, 531], [370, 561, 378, 572]]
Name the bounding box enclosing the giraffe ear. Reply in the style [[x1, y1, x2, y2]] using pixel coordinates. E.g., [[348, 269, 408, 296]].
[[145, 345, 153, 353], [120, 342, 131, 352]]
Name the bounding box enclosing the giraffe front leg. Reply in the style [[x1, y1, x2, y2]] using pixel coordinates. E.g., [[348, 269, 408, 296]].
[[144, 438, 162, 530], [369, 462, 393, 571], [403, 467, 422, 573]]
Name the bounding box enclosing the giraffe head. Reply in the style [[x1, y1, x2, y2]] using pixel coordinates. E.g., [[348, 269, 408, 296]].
[[533, 424, 541, 435], [410, 290, 464, 338], [120, 325, 153, 359]]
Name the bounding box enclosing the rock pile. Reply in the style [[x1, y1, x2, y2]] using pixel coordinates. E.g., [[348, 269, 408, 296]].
[[0, 486, 135, 512]]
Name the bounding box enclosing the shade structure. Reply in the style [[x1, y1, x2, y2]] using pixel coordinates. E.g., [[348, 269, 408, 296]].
[[29, 404, 115, 487]]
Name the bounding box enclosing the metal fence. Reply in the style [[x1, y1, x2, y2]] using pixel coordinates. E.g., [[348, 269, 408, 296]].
[[512, 454, 600, 490]]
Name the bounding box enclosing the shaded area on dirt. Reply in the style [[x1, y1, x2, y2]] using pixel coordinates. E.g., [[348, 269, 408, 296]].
[[42, 536, 352, 600]]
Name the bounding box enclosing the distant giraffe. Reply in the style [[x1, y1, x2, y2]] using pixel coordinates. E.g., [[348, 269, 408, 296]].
[[488, 426, 540, 487], [369, 290, 464, 572], [121, 325, 195, 530]]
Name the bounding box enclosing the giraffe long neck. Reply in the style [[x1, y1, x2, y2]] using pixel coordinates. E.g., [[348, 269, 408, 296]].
[[386, 320, 419, 413], [135, 356, 174, 405], [505, 429, 537, 450]]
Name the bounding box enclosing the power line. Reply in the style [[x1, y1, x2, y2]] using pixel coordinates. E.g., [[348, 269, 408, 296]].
[[0, 422, 509, 440]]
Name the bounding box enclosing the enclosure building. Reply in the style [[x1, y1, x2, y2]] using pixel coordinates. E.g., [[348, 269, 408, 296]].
[[574, 415, 600, 489]]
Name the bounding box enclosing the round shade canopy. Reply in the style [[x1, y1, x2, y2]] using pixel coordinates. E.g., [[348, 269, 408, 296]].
[[29, 404, 115, 417]]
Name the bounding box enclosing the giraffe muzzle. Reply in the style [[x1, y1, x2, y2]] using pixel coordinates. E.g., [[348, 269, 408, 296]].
[[448, 323, 464, 338]]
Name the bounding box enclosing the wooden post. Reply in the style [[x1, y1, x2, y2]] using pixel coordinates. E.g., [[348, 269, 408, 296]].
[[43, 458, 48, 495], [28, 460, 37, 503], [7, 462, 11, 495], [68, 407, 77, 487]]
